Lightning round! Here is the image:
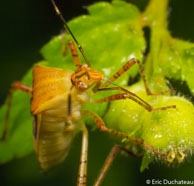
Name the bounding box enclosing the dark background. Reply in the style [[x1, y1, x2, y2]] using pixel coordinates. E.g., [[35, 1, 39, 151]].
[[0, 0, 194, 185]]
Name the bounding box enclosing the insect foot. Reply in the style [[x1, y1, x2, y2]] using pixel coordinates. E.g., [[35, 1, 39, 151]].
[[167, 149, 186, 163]]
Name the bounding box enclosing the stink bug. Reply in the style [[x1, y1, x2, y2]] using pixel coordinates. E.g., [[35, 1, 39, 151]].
[[0, 0, 176, 185]]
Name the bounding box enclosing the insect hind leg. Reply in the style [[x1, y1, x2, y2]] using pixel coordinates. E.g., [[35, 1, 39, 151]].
[[84, 111, 166, 156], [94, 144, 121, 186], [94, 144, 143, 186], [0, 81, 32, 140], [77, 127, 88, 186]]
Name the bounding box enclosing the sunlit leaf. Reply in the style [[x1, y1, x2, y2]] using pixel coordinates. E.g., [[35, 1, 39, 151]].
[[0, 1, 145, 163]]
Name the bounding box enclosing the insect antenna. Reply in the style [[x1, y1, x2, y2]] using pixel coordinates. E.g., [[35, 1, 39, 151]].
[[51, 0, 90, 67]]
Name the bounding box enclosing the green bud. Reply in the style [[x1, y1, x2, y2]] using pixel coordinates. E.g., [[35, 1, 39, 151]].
[[104, 82, 194, 164], [142, 95, 194, 163]]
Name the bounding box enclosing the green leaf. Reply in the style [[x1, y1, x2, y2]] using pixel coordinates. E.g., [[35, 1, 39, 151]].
[[158, 39, 194, 93], [143, 0, 194, 94], [41, 1, 145, 85], [0, 1, 145, 163], [140, 152, 154, 172]]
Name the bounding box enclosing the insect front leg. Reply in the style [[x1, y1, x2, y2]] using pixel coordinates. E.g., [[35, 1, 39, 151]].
[[68, 40, 82, 70], [61, 31, 83, 70], [92, 59, 176, 112], [0, 81, 32, 140], [77, 127, 88, 186], [99, 58, 174, 96], [51, 0, 90, 66]]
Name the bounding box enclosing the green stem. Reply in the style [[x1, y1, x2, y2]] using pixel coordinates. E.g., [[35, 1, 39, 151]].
[[142, 0, 170, 77], [143, 0, 169, 29]]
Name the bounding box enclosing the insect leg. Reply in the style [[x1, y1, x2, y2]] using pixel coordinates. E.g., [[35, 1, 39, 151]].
[[51, 0, 90, 67], [84, 111, 166, 157], [77, 127, 88, 186], [67, 85, 74, 121], [100, 58, 174, 96], [94, 144, 144, 186], [68, 92, 72, 119], [0, 81, 32, 140], [94, 87, 175, 112], [61, 32, 68, 56], [94, 144, 142, 186], [68, 40, 82, 70], [94, 144, 121, 186]]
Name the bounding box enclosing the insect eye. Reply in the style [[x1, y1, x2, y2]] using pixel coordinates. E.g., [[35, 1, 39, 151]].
[[78, 81, 87, 89], [78, 81, 84, 86]]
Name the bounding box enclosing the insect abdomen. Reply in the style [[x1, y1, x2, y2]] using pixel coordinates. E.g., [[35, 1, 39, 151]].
[[35, 110, 74, 171]]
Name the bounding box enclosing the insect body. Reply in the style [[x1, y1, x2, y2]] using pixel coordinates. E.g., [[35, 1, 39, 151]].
[[31, 52, 104, 171], [0, 1, 176, 185], [32, 66, 85, 170]]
